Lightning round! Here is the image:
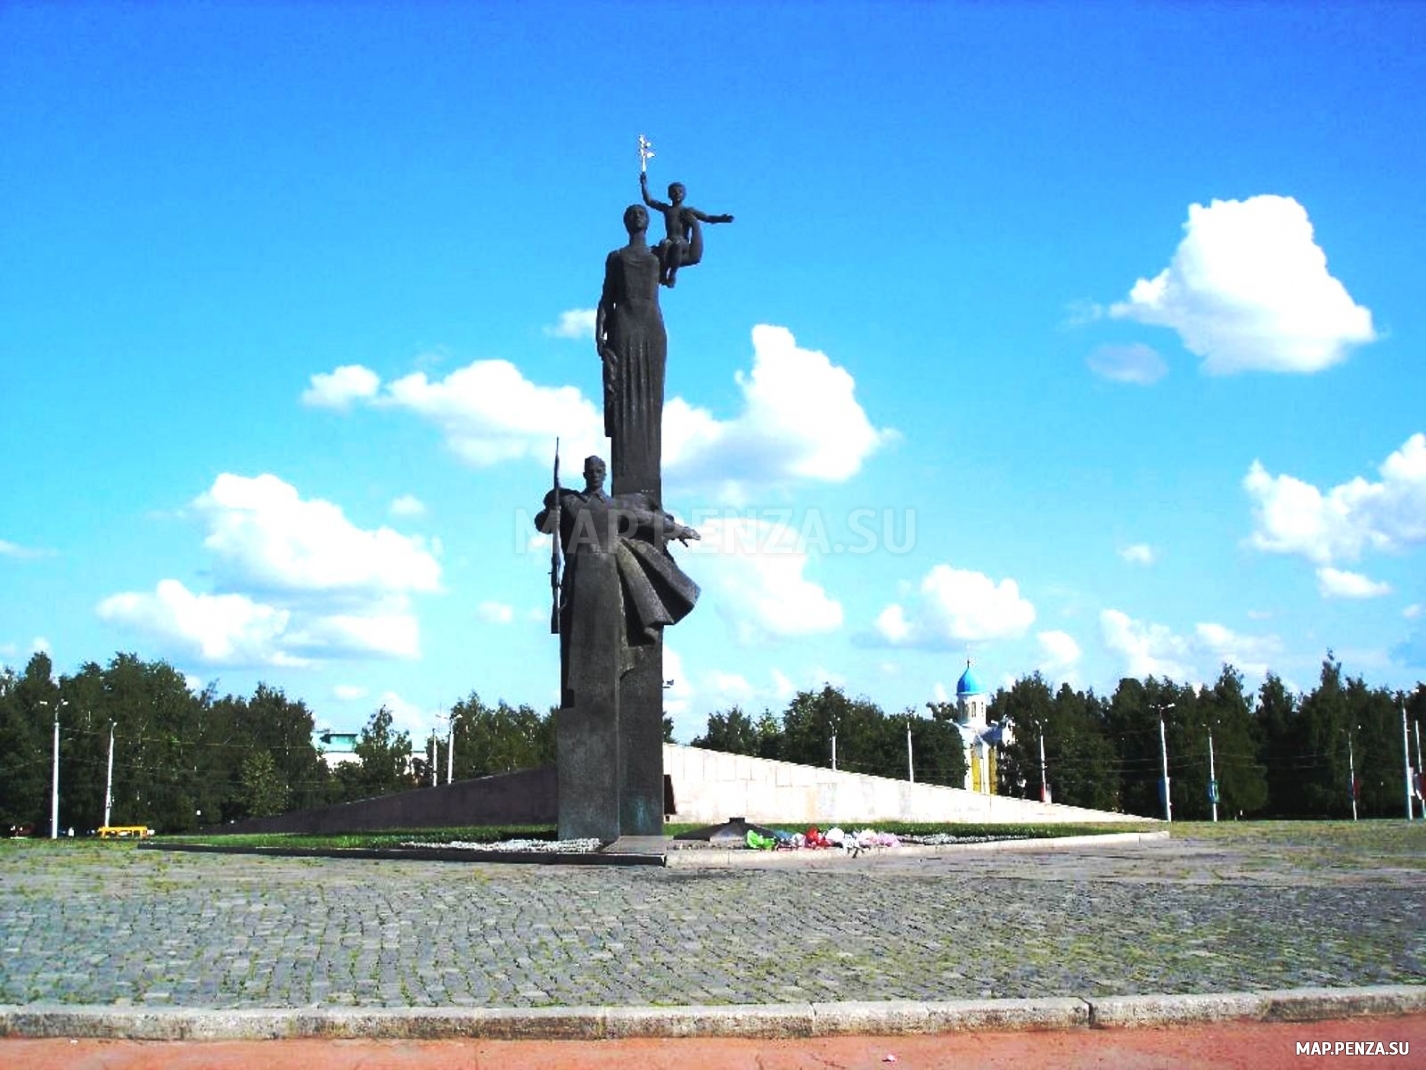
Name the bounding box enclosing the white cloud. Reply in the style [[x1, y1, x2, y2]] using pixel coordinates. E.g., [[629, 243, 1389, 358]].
[[98, 580, 422, 667], [1100, 609, 1194, 680], [99, 474, 437, 666], [0, 539, 54, 560], [389, 494, 427, 518], [707, 671, 755, 703], [30, 636, 51, 655], [1101, 609, 1281, 680], [873, 565, 1035, 648], [303, 325, 890, 504], [1244, 433, 1426, 565], [301, 365, 380, 409], [334, 684, 368, 701], [377, 690, 437, 740], [1192, 622, 1283, 679], [1110, 195, 1375, 374], [1086, 343, 1167, 385], [771, 669, 796, 701], [382, 361, 603, 467], [1118, 543, 1156, 566], [476, 600, 515, 624], [686, 517, 843, 644], [1037, 630, 1082, 678], [662, 646, 695, 740], [544, 308, 597, 339], [665, 325, 892, 495], [196, 474, 441, 595], [1405, 604, 1423, 620], [98, 580, 305, 667], [287, 606, 421, 659], [1316, 567, 1392, 600]]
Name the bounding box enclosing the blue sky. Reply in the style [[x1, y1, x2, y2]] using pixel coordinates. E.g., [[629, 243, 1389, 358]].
[[3, 2, 1423, 743]]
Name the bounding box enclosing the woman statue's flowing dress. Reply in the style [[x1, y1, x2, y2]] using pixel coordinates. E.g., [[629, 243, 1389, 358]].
[[600, 243, 666, 497]]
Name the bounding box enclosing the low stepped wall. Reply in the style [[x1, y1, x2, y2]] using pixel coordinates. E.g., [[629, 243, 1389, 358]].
[[664, 743, 1150, 825], [208, 765, 557, 835], [207, 745, 1146, 836]]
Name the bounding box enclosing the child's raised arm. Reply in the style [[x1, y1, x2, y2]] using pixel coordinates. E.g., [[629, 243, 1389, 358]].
[[639, 172, 669, 211]]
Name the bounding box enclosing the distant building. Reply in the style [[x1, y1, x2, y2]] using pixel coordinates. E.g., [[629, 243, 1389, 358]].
[[314, 728, 360, 768], [952, 662, 1012, 793]]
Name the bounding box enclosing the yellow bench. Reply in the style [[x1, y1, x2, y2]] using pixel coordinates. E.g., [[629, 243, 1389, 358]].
[[98, 826, 153, 839]]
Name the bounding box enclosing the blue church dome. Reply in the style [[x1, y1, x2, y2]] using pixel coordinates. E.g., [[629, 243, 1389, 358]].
[[956, 661, 986, 697]]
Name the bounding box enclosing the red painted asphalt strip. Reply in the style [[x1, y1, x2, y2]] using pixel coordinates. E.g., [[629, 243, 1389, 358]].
[[5, 1014, 1424, 1070]]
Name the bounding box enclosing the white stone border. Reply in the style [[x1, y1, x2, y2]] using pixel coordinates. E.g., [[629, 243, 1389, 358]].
[[2, 987, 1422, 1040], [663, 830, 1169, 867]]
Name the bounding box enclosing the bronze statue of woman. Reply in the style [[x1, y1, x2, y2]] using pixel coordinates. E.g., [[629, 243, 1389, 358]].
[[595, 204, 667, 498]]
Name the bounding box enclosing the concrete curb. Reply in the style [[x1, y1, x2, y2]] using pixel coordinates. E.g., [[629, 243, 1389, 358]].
[[2, 986, 1420, 1040], [1089, 985, 1426, 1027]]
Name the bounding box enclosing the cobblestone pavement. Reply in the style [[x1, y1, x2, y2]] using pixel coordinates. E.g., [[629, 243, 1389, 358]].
[[1, 823, 1421, 1009]]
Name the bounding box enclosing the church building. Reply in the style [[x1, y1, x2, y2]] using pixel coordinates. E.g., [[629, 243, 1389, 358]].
[[952, 662, 1012, 794]]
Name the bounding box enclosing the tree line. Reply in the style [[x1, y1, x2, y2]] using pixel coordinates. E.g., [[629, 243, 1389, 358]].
[[0, 652, 549, 833], [2, 649, 1420, 832], [694, 658, 1426, 821]]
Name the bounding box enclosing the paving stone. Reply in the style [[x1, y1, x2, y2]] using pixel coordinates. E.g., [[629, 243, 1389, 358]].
[[0, 827, 1421, 1009]]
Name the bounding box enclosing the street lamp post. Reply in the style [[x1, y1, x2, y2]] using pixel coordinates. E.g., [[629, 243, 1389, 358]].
[[1039, 728, 1049, 804], [1206, 726, 1218, 823], [1415, 716, 1424, 820], [1157, 702, 1175, 823], [1346, 730, 1358, 822], [39, 699, 69, 839], [104, 721, 116, 829], [1403, 697, 1414, 823]]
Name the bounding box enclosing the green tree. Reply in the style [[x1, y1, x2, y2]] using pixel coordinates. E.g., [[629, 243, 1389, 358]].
[[993, 676, 1117, 809], [1049, 684, 1119, 811], [240, 751, 290, 818], [753, 709, 783, 759], [991, 675, 1055, 800], [1252, 672, 1299, 816], [1295, 655, 1353, 817], [0, 656, 53, 829], [86, 653, 205, 833], [780, 686, 892, 775], [1187, 665, 1267, 819], [337, 706, 415, 799], [1409, 684, 1426, 813], [691, 706, 761, 755], [1105, 676, 1189, 820], [190, 682, 328, 822], [905, 710, 967, 789], [1346, 675, 1404, 818], [447, 694, 554, 779]]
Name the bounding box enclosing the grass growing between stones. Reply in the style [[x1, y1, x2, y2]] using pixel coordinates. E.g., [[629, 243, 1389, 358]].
[[1167, 819, 1426, 872], [3, 821, 1422, 1008]]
